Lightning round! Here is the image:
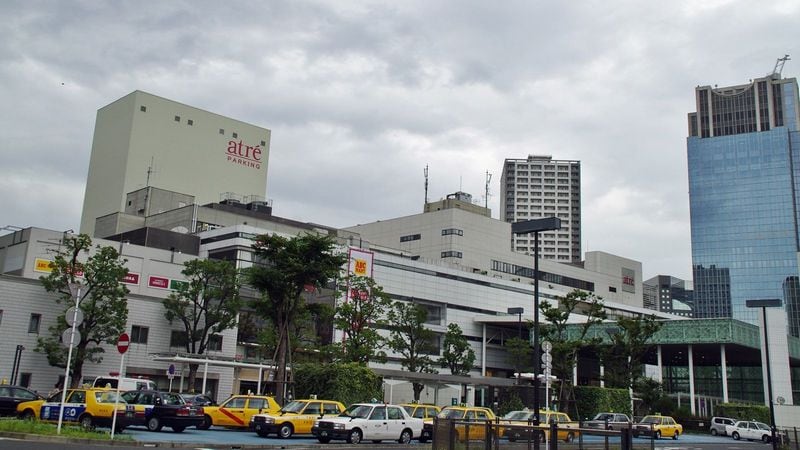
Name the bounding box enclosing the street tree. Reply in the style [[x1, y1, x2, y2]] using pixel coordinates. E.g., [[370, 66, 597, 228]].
[[603, 314, 663, 392], [505, 336, 533, 377], [333, 275, 390, 364], [540, 289, 606, 412], [247, 233, 346, 404], [37, 234, 130, 387], [440, 323, 475, 376], [163, 258, 242, 391], [385, 301, 439, 400]]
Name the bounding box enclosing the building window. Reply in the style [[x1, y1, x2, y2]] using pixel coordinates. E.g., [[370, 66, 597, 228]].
[[442, 228, 463, 236], [609, 286, 617, 293], [174, 115, 180, 122], [28, 314, 41, 334], [232, 132, 238, 138], [170, 330, 188, 348], [260, 140, 266, 146], [441, 251, 462, 258], [207, 335, 223, 351], [400, 234, 421, 243], [0, 309, 3, 327], [131, 325, 149, 344], [187, 119, 194, 126], [19, 373, 31, 388], [140, 106, 146, 112], [219, 128, 225, 135]]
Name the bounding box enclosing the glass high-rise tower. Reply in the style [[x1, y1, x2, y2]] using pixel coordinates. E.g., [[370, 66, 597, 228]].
[[687, 72, 800, 333]]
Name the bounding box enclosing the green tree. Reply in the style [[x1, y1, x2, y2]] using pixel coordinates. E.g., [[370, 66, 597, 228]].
[[505, 337, 533, 377], [37, 234, 129, 387], [385, 301, 439, 400], [440, 323, 475, 376], [247, 233, 346, 404], [163, 259, 242, 391], [333, 276, 390, 364], [603, 314, 663, 394], [540, 289, 606, 413]]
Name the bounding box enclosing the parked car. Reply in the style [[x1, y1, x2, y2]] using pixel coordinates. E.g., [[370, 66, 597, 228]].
[[709, 416, 736, 436], [727, 420, 772, 442], [500, 409, 579, 443], [251, 398, 345, 438], [121, 390, 204, 433], [429, 405, 497, 442], [30, 388, 131, 431], [197, 394, 280, 429], [400, 403, 441, 442], [311, 402, 423, 444], [17, 391, 59, 420], [0, 386, 42, 416], [584, 412, 632, 431], [632, 415, 682, 439], [92, 376, 157, 392], [179, 393, 216, 407]]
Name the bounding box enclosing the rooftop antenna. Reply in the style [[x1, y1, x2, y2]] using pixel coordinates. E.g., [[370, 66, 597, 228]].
[[146, 156, 156, 187], [424, 165, 429, 205], [484, 170, 492, 209], [772, 54, 790, 77]]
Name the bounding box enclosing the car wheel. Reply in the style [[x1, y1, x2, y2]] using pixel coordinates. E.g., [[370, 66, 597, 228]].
[[711, 428, 718, 436], [565, 431, 575, 443], [317, 437, 331, 444], [197, 415, 212, 430], [399, 429, 412, 444], [172, 426, 185, 433], [256, 427, 270, 438], [278, 423, 293, 439], [419, 436, 429, 443], [733, 431, 740, 440], [114, 424, 126, 433], [147, 416, 163, 432], [673, 431, 679, 440], [79, 414, 94, 430], [347, 428, 362, 444], [20, 409, 35, 421], [654, 430, 661, 440], [763, 434, 771, 443]]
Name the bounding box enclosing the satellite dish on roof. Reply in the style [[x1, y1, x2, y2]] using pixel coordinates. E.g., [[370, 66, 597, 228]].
[[170, 226, 189, 234]]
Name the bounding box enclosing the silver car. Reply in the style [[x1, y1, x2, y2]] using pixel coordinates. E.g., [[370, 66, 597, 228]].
[[709, 416, 736, 436], [585, 413, 631, 431]]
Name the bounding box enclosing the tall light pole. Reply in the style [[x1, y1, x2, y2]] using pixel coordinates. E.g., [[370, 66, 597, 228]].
[[507, 307, 524, 340], [511, 217, 561, 441], [746, 299, 781, 450], [57, 282, 83, 434]]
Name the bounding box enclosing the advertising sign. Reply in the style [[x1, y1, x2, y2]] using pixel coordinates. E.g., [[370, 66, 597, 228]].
[[348, 248, 374, 277]]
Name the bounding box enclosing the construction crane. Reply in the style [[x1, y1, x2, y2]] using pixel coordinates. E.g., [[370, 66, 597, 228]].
[[772, 54, 790, 78]]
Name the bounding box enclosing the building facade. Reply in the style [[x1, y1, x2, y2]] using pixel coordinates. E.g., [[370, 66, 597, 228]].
[[500, 155, 581, 262], [687, 73, 800, 332], [643, 275, 694, 317], [79, 91, 271, 237]]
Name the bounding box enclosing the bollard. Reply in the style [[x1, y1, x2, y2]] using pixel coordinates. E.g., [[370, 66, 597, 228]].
[[550, 421, 558, 450], [620, 427, 630, 450]]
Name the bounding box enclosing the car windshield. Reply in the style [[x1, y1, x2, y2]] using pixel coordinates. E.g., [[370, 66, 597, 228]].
[[506, 411, 534, 420], [162, 393, 184, 406], [281, 401, 306, 413], [439, 409, 466, 419], [593, 413, 614, 421], [94, 392, 125, 404], [340, 404, 373, 418], [640, 416, 661, 424]]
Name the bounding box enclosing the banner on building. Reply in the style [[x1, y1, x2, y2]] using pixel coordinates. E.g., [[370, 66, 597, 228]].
[[348, 248, 374, 278]]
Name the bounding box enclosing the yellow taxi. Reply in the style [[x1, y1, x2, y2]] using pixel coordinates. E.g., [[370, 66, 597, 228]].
[[18, 388, 130, 431], [431, 405, 497, 442], [400, 403, 441, 443], [633, 414, 683, 439], [197, 394, 280, 429], [250, 398, 345, 438], [501, 409, 579, 443]]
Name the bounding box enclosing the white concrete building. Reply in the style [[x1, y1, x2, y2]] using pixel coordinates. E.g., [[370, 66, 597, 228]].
[[80, 91, 271, 237], [500, 155, 581, 262]]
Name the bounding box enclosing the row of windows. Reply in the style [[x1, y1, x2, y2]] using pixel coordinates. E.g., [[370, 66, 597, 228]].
[[441, 251, 463, 258], [139, 105, 266, 146], [442, 228, 463, 236], [491, 260, 594, 291], [400, 233, 421, 242], [169, 330, 223, 351]]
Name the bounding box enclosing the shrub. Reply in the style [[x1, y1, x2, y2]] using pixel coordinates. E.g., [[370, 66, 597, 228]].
[[574, 386, 631, 420], [293, 362, 383, 406], [715, 403, 770, 424]]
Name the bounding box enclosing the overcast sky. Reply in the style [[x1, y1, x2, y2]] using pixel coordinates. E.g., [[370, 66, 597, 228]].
[[2, 1, 799, 280]]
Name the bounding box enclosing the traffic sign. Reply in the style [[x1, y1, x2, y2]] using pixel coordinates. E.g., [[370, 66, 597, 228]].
[[61, 328, 80, 347], [117, 333, 130, 354], [167, 364, 175, 380], [65, 307, 83, 327]]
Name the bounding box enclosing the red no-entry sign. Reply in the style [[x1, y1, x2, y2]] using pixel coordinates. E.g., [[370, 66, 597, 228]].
[[117, 333, 130, 354]]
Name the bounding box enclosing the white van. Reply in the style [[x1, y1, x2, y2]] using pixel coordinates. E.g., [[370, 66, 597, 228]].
[[92, 376, 157, 392]]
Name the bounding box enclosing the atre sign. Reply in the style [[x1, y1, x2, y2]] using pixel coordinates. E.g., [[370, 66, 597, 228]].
[[226, 139, 263, 170]]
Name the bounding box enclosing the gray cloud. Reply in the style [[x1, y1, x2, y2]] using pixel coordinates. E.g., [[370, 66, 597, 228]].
[[2, 0, 800, 280]]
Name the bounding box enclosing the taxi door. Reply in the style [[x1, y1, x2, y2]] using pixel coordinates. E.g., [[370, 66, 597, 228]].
[[217, 397, 247, 427], [44, 390, 87, 423], [298, 401, 322, 434], [473, 409, 490, 440], [367, 406, 390, 440]]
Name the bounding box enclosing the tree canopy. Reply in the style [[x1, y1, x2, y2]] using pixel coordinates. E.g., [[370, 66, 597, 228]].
[[37, 234, 129, 387], [440, 323, 475, 376], [385, 301, 439, 400], [333, 275, 390, 364]]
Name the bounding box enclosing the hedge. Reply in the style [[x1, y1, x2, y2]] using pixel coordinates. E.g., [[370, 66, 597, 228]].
[[714, 403, 770, 424], [573, 386, 631, 420], [293, 362, 383, 406]]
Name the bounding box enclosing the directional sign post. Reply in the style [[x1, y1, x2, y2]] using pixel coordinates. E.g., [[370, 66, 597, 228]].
[[111, 333, 129, 439], [167, 364, 175, 392]]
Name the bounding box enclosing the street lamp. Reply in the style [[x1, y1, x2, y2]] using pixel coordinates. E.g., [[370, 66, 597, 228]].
[[57, 282, 83, 434], [511, 217, 561, 435], [746, 298, 782, 450], [507, 307, 524, 339]]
